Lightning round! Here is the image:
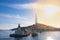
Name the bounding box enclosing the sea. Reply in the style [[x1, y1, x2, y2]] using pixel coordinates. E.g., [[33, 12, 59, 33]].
[[0, 30, 60, 40]]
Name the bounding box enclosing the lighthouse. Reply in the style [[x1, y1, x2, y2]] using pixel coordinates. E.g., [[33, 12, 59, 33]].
[[32, 13, 38, 36]]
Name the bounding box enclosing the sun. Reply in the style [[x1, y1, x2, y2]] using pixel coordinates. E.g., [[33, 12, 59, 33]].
[[44, 5, 58, 19], [34, 3, 60, 28]]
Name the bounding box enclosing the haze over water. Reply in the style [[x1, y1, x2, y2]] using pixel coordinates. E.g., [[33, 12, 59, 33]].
[[0, 30, 60, 40]]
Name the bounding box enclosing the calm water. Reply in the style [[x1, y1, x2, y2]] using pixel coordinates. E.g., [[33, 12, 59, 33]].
[[0, 30, 60, 40]]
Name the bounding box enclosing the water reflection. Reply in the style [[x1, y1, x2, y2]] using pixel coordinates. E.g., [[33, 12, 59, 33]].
[[13, 33, 55, 40], [14, 38, 23, 40], [1, 31, 60, 40], [32, 36, 39, 40], [14, 34, 39, 40], [46, 37, 54, 40]]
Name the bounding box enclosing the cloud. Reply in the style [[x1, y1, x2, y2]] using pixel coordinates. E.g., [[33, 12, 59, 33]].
[[0, 1, 37, 29], [0, 14, 34, 29], [0, 20, 34, 29], [0, 2, 38, 9], [0, 14, 28, 19], [0, 24, 17, 29], [0, 18, 34, 29]]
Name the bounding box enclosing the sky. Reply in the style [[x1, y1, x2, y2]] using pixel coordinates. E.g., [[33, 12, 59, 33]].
[[0, 0, 60, 29], [37, 0, 60, 28]]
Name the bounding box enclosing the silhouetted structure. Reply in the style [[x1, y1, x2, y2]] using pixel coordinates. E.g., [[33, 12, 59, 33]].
[[32, 13, 38, 37], [9, 24, 31, 37]]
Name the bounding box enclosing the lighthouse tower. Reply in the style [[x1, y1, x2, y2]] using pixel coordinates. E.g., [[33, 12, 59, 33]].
[[32, 13, 38, 36], [35, 13, 37, 27]]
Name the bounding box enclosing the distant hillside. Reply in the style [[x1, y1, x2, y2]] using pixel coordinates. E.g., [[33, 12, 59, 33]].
[[35, 23, 56, 30], [11, 23, 60, 31], [22, 23, 56, 30]]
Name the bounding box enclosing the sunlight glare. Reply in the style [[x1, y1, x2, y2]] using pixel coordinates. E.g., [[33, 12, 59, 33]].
[[44, 5, 58, 19], [46, 37, 54, 40]]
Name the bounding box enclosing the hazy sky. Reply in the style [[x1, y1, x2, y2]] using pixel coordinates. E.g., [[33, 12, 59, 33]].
[[37, 0, 60, 28], [0, 0, 60, 29]]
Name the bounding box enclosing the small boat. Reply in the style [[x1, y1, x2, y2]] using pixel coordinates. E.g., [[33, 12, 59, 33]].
[[10, 30, 31, 37], [9, 24, 31, 37]]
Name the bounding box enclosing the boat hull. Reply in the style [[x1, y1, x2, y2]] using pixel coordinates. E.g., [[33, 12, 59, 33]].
[[10, 33, 30, 37], [32, 33, 38, 37], [9, 30, 31, 37]]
